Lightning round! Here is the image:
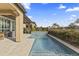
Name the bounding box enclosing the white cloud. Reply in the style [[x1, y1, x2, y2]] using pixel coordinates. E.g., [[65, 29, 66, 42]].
[[28, 16, 33, 19], [59, 4, 66, 9], [70, 17, 73, 20], [70, 17, 75, 20], [69, 15, 77, 22], [71, 15, 77, 18], [66, 7, 79, 12], [22, 3, 31, 10]]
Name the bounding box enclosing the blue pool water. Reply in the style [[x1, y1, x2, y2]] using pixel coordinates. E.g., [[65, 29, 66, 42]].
[[29, 31, 79, 56]]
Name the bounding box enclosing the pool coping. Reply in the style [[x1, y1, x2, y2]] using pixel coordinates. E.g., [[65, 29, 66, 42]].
[[28, 38, 36, 56], [48, 34, 79, 54]]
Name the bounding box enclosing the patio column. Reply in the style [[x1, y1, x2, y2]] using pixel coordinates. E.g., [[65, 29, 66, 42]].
[[16, 14, 23, 42]]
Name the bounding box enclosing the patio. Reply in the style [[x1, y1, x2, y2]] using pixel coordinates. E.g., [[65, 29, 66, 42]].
[[0, 34, 35, 56]]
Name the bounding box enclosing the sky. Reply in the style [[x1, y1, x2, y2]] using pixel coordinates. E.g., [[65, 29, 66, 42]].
[[22, 3, 79, 27]]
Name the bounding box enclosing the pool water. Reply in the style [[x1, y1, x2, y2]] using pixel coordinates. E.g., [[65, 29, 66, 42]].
[[29, 31, 79, 56]]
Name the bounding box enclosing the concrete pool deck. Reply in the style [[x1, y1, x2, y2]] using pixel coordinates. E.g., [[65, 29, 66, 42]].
[[0, 34, 35, 56], [48, 34, 79, 54]]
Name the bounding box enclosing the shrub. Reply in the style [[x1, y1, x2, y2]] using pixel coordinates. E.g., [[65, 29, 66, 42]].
[[48, 29, 79, 44]]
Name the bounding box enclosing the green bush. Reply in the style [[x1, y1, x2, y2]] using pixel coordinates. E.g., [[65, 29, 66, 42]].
[[48, 29, 79, 44]]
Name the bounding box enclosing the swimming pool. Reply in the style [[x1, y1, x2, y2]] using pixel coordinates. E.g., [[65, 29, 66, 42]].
[[29, 31, 79, 56]]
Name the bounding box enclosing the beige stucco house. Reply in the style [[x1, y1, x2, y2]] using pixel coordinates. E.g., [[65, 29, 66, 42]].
[[0, 3, 30, 42], [30, 21, 37, 31], [23, 15, 32, 34]]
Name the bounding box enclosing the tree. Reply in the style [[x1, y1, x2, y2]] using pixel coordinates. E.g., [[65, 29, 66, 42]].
[[75, 18, 79, 23], [52, 23, 60, 28], [69, 23, 74, 27]]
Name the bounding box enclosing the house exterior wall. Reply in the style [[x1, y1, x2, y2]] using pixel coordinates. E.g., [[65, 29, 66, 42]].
[[9, 4, 24, 42], [31, 23, 36, 31], [0, 3, 25, 42], [0, 3, 33, 42], [23, 20, 31, 34], [26, 22, 31, 33]]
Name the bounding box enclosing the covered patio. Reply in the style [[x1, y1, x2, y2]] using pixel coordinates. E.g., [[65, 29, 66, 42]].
[[0, 3, 25, 42]]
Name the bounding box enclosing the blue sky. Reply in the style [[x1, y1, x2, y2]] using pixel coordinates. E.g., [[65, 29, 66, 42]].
[[22, 3, 79, 27]]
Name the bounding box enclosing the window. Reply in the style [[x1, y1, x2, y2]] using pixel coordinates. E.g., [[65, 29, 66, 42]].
[[0, 18, 2, 32], [23, 28, 26, 33], [12, 21, 15, 31], [0, 16, 16, 32], [2, 18, 5, 32], [26, 25, 28, 28], [5, 20, 10, 31]]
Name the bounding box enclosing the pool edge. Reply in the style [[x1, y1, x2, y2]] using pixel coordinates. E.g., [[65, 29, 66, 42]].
[[48, 34, 79, 54]]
